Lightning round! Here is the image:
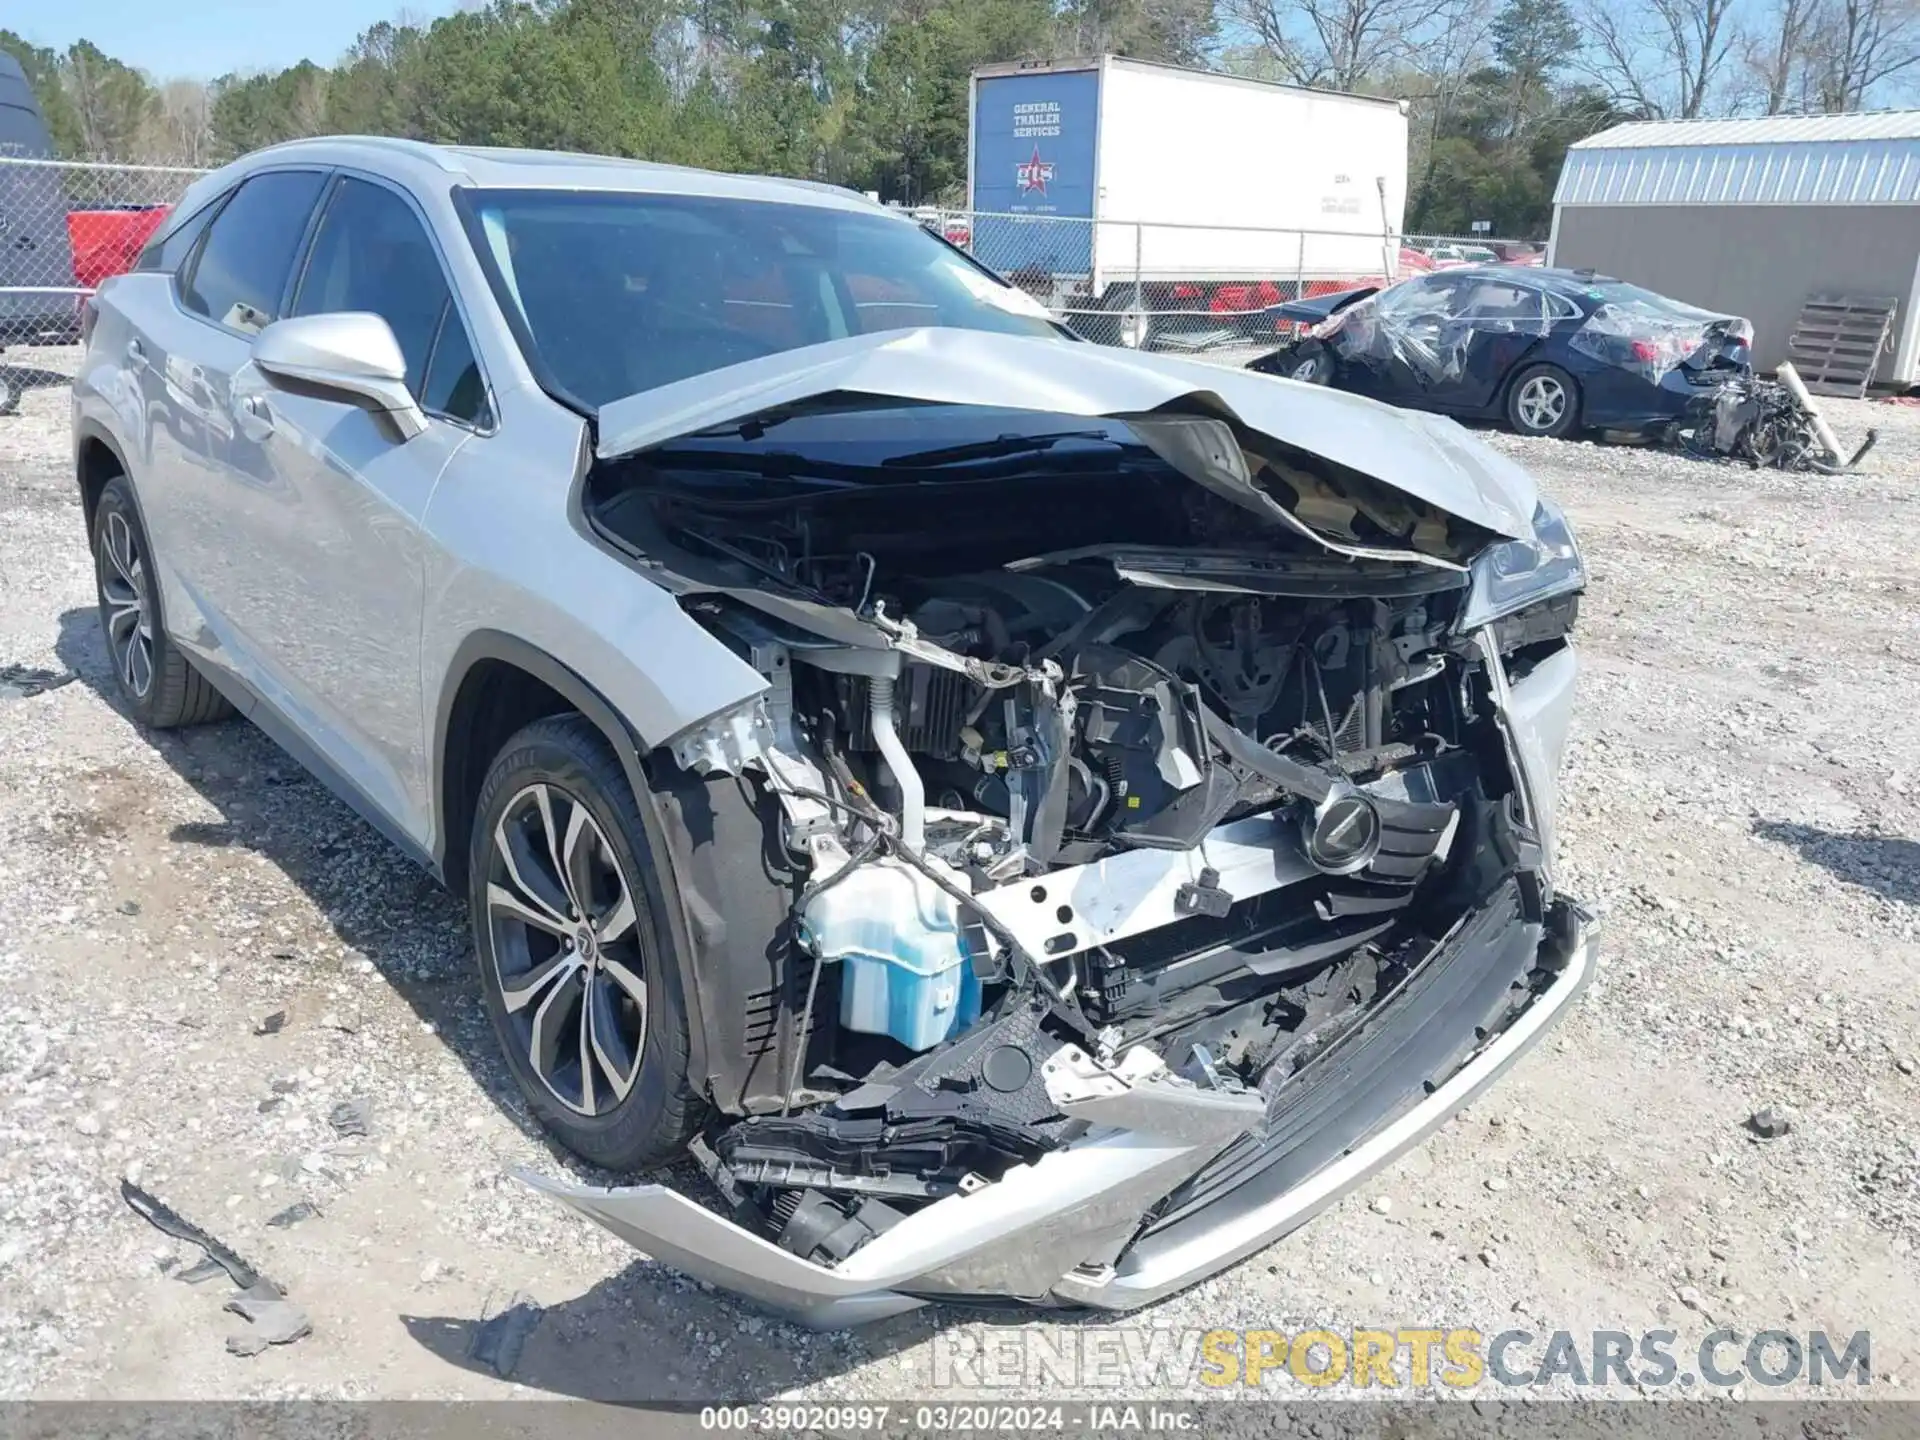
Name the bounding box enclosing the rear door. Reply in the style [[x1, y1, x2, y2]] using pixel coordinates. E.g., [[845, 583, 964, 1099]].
[[1420, 276, 1565, 414], [132, 167, 329, 679], [222, 172, 491, 843]]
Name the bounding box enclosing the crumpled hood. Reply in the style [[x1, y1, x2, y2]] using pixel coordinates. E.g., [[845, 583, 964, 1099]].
[[595, 328, 1539, 542]]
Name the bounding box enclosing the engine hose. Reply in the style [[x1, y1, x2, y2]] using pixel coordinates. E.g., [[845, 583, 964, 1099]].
[[866, 675, 926, 851]]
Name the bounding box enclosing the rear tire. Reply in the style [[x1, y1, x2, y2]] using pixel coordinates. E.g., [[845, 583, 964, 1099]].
[[1505, 363, 1579, 438], [469, 714, 702, 1171], [91, 474, 234, 728]]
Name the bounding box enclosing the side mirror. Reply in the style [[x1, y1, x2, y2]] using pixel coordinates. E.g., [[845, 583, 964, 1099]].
[[251, 312, 428, 440]]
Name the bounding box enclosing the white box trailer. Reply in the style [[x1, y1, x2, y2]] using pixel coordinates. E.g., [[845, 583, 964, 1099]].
[[967, 56, 1409, 318]]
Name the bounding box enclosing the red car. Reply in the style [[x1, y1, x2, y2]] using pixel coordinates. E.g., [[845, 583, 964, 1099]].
[[67, 206, 171, 290]]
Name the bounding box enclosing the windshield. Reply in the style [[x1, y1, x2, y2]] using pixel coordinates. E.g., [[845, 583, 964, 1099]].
[[464, 189, 1059, 410]]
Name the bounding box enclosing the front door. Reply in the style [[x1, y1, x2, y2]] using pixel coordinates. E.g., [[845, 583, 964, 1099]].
[[222, 173, 490, 843], [1419, 277, 1559, 415], [1344, 274, 1466, 403]]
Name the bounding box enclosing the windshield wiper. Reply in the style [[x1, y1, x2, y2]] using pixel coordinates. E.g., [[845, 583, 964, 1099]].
[[687, 395, 931, 442], [880, 430, 1123, 469]]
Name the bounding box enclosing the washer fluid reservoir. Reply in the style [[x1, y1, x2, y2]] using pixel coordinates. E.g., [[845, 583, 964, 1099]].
[[801, 858, 982, 1052]]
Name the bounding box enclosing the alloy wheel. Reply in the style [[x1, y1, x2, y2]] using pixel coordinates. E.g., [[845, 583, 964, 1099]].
[[486, 782, 648, 1116], [98, 510, 154, 699], [1515, 375, 1568, 431], [1291, 356, 1322, 381]]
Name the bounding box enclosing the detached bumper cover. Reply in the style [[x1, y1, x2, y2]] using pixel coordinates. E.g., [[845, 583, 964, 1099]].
[[520, 890, 1598, 1327]]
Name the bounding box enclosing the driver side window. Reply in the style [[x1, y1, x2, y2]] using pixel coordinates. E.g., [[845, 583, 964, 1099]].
[[1377, 276, 1462, 320], [291, 176, 490, 426]]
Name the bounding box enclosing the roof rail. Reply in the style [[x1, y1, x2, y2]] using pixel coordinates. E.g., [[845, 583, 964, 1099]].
[[248, 134, 466, 175]]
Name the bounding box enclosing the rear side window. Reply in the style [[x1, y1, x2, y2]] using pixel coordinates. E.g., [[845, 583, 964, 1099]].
[[292, 177, 451, 397], [1456, 280, 1550, 324], [136, 193, 227, 274], [179, 170, 326, 334]]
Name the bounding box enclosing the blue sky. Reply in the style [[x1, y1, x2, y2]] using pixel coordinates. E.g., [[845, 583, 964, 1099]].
[[11, 0, 463, 80]]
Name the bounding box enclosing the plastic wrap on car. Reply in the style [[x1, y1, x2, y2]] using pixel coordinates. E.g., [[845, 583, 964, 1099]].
[[1325, 280, 1558, 384], [1565, 298, 1719, 384]]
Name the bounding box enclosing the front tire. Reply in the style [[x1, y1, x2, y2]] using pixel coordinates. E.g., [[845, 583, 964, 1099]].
[[1282, 341, 1334, 385], [91, 474, 233, 728], [1505, 363, 1580, 438], [469, 714, 701, 1170]]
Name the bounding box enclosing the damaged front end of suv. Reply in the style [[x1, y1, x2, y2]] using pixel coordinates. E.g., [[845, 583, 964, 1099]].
[[521, 329, 1596, 1325]]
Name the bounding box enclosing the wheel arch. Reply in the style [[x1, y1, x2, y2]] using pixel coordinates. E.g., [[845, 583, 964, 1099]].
[[433, 631, 649, 884], [431, 630, 715, 1095], [74, 419, 133, 539]]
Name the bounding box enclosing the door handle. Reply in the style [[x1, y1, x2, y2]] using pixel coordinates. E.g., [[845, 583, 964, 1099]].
[[235, 393, 275, 440]]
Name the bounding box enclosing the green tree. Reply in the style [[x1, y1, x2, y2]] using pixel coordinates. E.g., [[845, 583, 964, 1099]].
[[210, 62, 331, 156], [1410, 79, 1628, 236], [1056, 0, 1217, 63], [1488, 0, 1579, 138], [850, 0, 1053, 202], [728, 0, 867, 180], [62, 40, 159, 158], [324, 22, 428, 137]]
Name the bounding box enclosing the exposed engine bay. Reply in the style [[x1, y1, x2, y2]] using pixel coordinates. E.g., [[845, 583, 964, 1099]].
[[582, 402, 1579, 1279]]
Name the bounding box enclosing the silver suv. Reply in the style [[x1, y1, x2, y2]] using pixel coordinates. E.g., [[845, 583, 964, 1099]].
[[73, 137, 1595, 1325]]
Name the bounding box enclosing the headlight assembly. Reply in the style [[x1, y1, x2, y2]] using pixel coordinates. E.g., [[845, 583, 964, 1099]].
[[1459, 496, 1585, 632]]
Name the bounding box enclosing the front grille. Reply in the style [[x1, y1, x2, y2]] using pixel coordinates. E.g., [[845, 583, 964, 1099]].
[[1134, 880, 1536, 1241]]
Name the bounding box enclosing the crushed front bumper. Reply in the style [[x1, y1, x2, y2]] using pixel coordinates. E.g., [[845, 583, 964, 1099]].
[[520, 889, 1598, 1328]]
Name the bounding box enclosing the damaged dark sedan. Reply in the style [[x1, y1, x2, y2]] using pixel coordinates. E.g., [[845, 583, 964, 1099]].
[[74, 140, 1596, 1327], [1252, 266, 1753, 440]]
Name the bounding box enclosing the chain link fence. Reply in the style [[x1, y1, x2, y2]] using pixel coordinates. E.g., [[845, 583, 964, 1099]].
[[0, 153, 209, 344]]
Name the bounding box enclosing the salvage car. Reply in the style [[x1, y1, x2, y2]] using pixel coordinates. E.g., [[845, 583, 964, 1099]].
[[1253, 266, 1753, 439], [72, 138, 1596, 1324]]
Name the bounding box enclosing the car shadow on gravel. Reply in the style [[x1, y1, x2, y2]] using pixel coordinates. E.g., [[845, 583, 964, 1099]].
[[1752, 819, 1920, 906], [52, 606, 569, 1147], [399, 1260, 1123, 1401], [400, 1266, 937, 1400]]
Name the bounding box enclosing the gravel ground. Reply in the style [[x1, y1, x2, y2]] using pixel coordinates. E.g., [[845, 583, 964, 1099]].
[[2, 340, 1917, 1404]]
